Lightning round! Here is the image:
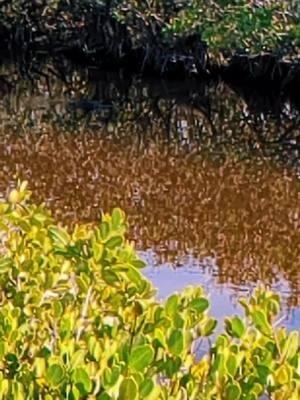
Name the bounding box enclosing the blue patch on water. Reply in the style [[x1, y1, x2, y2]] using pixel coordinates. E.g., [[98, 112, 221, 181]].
[[140, 251, 300, 332]]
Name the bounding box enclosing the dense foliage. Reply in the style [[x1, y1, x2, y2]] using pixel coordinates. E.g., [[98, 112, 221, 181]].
[[114, 0, 300, 58], [0, 0, 299, 68], [0, 182, 299, 399]]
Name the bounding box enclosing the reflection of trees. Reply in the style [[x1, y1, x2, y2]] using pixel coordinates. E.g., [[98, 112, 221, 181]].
[[0, 61, 300, 305], [1, 60, 299, 168], [1, 131, 300, 304]]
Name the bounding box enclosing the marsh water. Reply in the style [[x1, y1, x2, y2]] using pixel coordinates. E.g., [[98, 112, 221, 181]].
[[0, 61, 300, 329]]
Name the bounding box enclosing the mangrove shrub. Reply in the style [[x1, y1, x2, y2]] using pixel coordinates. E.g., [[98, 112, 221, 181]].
[[1, 0, 299, 65], [0, 182, 299, 399]]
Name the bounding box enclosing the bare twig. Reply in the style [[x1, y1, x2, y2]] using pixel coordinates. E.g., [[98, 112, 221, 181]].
[[76, 285, 93, 342]]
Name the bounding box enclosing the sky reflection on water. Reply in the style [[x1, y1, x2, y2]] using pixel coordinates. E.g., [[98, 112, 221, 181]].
[[141, 252, 299, 331]]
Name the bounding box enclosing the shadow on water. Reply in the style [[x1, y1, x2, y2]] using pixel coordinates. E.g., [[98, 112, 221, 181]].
[[0, 60, 299, 328]]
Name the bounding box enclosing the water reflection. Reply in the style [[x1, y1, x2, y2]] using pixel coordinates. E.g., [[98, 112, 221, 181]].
[[142, 259, 296, 332], [0, 61, 299, 317]]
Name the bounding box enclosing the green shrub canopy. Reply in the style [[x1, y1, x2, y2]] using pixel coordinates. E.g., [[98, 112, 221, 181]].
[[0, 182, 298, 399]]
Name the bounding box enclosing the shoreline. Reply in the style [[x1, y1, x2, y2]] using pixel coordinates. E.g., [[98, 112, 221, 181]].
[[1, 1, 299, 86]]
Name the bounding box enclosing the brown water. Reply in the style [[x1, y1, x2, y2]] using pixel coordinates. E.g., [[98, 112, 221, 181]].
[[0, 61, 299, 327]]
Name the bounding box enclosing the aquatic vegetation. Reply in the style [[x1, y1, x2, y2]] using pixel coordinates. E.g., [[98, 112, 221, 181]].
[[0, 182, 299, 399]]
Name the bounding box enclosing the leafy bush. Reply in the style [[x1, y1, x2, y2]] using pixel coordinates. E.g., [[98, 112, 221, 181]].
[[1, 0, 299, 62], [161, 0, 297, 58], [0, 182, 299, 399]]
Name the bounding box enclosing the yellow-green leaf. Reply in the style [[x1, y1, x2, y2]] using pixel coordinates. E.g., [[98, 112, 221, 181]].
[[118, 377, 138, 400], [49, 226, 70, 247], [168, 329, 184, 356], [46, 364, 65, 387], [129, 345, 155, 372]]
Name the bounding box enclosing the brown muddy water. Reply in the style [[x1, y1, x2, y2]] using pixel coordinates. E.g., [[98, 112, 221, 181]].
[[0, 62, 300, 329]]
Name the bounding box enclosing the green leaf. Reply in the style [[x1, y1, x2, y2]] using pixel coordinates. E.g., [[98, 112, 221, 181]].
[[59, 315, 73, 340], [173, 312, 184, 329], [225, 382, 241, 400], [239, 297, 250, 315], [251, 382, 264, 397], [103, 366, 120, 389], [118, 377, 138, 400], [189, 297, 209, 313], [165, 294, 179, 317], [256, 365, 270, 385], [72, 367, 92, 394], [97, 393, 112, 400], [32, 213, 49, 226], [126, 265, 144, 287], [53, 301, 63, 318], [4, 350, 14, 362], [0, 257, 13, 273], [111, 208, 124, 229], [129, 345, 155, 372], [132, 372, 143, 386], [88, 337, 101, 362], [140, 378, 154, 397], [17, 219, 31, 232], [46, 364, 65, 387], [168, 329, 184, 356], [165, 356, 182, 377], [225, 316, 246, 338], [12, 381, 25, 400], [76, 276, 89, 293], [274, 364, 292, 385], [0, 341, 6, 359], [226, 354, 238, 377], [0, 377, 8, 398], [70, 350, 86, 370], [102, 269, 120, 286], [100, 221, 110, 240], [144, 385, 161, 400], [282, 331, 299, 361], [93, 242, 104, 262], [70, 386, 80, 400], [268, 298, 280, 317], [105, 236, 123, 249], [252, 310, 272, 336], [0, 221, 8, 232], [201, 318, 217, 336], [131, 259, 146, 269], [33, 358, 46, 378], [8, 189, 19, 204], [49, 226, 70, 248], [153, 328, 167, 348]]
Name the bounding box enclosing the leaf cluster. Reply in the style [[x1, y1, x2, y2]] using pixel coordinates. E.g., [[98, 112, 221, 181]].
[[1, 0, 299, 64], [0, 182, 299, 399]]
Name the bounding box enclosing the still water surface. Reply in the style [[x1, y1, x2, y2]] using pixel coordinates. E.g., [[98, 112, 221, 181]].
[[0, 61, 299, 328]]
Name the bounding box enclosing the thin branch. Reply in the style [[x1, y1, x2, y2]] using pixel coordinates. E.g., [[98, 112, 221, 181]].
[[76, 285, 93, 342]]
